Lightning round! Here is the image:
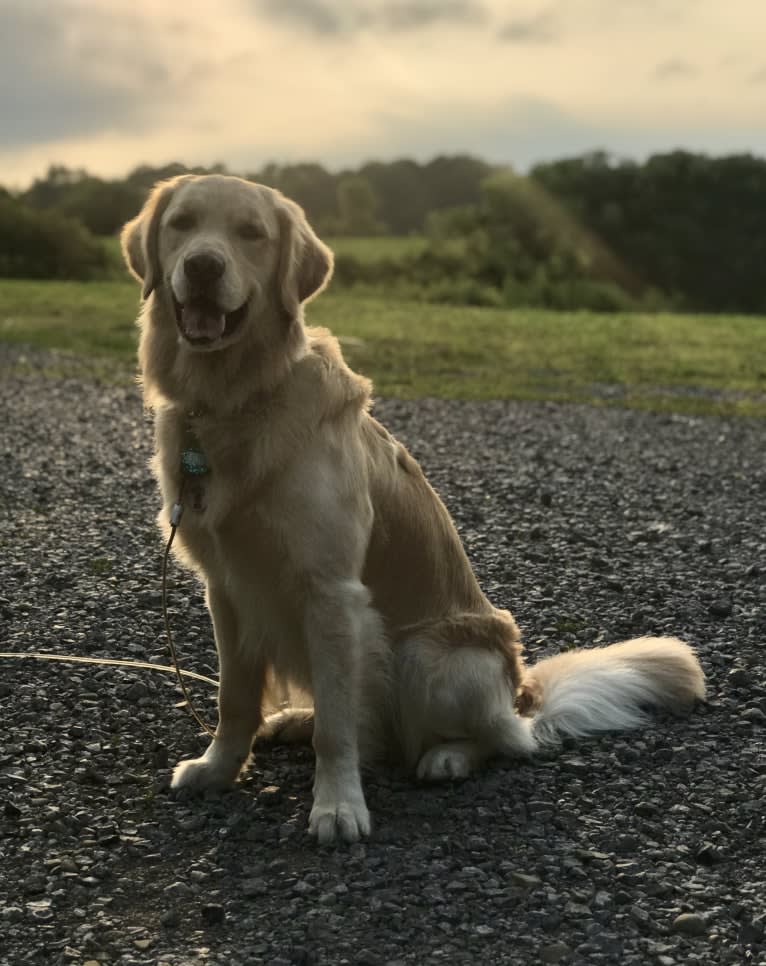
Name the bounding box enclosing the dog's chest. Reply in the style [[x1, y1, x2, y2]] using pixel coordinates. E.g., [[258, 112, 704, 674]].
[[162, 412, 296, 541]]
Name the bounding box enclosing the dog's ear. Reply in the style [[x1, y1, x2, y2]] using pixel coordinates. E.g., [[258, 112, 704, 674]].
[[121, 176, 189, 299], [276, 198, 334, 320]]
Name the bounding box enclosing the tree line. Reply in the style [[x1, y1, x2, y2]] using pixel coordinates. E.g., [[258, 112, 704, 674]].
[[2, 151, 766, 313]]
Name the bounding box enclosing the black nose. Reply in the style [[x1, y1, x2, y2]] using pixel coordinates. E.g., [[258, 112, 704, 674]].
[[184, 251, 225, 285]]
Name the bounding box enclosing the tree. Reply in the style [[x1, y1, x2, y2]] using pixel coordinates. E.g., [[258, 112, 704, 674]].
[[333, 176, 385, 235], [0, 196, 109, 279]]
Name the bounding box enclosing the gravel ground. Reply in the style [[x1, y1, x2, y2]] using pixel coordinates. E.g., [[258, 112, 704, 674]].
[[1, 345, 765, 966]]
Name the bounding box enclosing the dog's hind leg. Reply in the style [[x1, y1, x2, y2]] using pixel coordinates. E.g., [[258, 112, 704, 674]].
[[397, 639, 536, 780], [172, 583, 266, 791]]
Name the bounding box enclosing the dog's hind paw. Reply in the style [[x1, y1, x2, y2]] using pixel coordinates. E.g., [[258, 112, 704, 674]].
[[417, 743, 475, 781]]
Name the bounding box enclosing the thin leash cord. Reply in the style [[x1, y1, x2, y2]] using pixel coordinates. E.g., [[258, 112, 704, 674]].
[[0, 651, 218, 687], [162, 477, 218, 738]]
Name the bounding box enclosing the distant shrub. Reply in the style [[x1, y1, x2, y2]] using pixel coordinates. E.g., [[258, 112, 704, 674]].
[[0, 198, 109, 280]]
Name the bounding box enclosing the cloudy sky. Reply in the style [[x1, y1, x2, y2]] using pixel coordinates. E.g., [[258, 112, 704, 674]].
[[2, 0, 765, 186]]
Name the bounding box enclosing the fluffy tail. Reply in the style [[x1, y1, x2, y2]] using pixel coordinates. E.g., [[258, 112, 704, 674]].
[[517, 636, 705, 749]]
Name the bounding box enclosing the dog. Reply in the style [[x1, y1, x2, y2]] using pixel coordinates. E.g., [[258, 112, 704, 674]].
[[121, 174, 705, 844]]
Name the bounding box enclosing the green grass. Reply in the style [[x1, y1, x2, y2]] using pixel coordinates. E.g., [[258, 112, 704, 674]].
[[325, 235, 430, 262], [1, 278, 765, 416]]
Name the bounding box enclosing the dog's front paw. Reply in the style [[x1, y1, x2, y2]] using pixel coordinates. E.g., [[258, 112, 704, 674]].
[[171, 744, 247, 791], [309, 798, 371, 845]]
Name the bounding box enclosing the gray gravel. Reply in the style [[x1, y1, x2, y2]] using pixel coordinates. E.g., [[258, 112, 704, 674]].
[[1, 345, 765, 966]]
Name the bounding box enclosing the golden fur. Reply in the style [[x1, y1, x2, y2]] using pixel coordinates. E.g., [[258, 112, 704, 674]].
[[122, 175, 705, 844]]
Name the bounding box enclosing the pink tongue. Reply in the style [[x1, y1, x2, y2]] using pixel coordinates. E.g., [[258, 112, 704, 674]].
[[181, 304, 226, 341]]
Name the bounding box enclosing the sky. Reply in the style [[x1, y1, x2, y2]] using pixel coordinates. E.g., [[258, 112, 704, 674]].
[[2, 0, 766, 187]]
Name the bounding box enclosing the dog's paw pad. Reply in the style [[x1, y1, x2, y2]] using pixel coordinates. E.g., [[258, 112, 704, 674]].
[[308, 801, 371, 845], [417, 745, 472, 782]]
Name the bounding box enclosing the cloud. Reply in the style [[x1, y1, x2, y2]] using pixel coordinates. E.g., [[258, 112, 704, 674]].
[[254, 0, 487, 36], [360, 95, 766, 172], [0, 2, 180, 150], [653, 57, 698, 80], [498, 9, 559, 44]]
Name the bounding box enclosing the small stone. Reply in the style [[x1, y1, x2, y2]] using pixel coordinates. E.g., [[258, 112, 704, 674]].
[[694, 842, 723, 865], [293, 879, 315, 896], [564, 900, 592, 918], [739, 915, 765, 945], [540, 490, 553, 507], [728, 668, 751, 688], [160, 910, 181, 929], [708, 598, 732, 618], [511, 872, 541, 889], [672, 912, 707, 936], [241, 877, 268, 897], [741, 707, 765, 725], [22, 876, 46, 895], [258, 784, 282, 805], [201, 903, 225, 925], [133, 938, 154, 951], [356, 948, 379, 965], [613, 834, 640, 853], [634, 800, 656, 817], [163, 881, 193, 899], [630, 904, 651, 925], [3, 800, 21, 819], [576, 849, 611, 862], [1, 906, 24, 922], [125, 681, 149, 702], [540, 941, 571, 963], [153, 744, 169, 769]]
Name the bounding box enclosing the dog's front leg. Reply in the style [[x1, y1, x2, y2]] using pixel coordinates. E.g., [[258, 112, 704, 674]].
[[172, 583, 265, 791], [305, 579, 370, 845]]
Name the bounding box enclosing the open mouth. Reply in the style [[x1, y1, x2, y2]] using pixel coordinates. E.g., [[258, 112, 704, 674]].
[[172, 296, 249, 347]]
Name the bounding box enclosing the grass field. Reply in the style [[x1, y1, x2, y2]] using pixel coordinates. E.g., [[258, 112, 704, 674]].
[[1, 278, 765, 416], [325, 235, 431, 262]]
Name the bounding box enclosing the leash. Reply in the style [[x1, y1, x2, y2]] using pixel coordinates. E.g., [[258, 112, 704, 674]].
[[0, 651, 218, 687], [161, 426, 218, 737]]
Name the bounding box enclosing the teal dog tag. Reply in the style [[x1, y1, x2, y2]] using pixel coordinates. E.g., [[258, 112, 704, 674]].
[[181, 447, 210, 476]]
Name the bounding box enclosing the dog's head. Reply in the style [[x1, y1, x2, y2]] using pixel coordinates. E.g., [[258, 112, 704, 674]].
[[121, 174, 333, 352]]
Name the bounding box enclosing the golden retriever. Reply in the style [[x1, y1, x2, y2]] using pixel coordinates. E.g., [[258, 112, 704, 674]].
[[121, 174, 705, 844]]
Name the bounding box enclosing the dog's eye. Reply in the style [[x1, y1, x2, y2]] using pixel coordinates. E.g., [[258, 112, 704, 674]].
[[169, 212, 196, 231], [238, 222, 265, 241]]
